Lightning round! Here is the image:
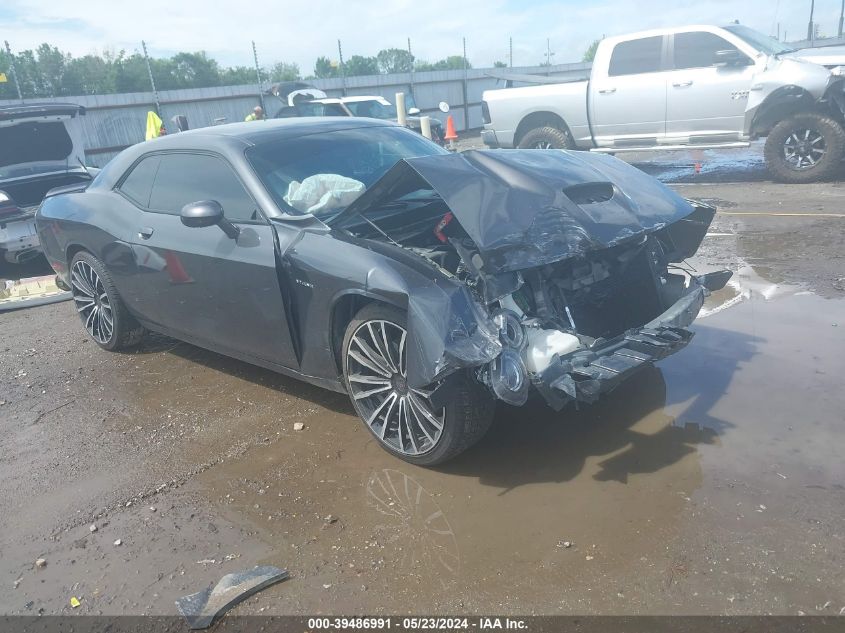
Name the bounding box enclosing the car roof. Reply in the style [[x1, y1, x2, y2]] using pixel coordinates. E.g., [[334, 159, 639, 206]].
[[340, 96, 390, 103], [601, 24, 727, 45], [95, 117, 400, 189], [148, 116, 396, 148]]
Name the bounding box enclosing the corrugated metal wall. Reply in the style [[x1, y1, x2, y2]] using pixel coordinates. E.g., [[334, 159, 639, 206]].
[[0, 62, 591, 167]]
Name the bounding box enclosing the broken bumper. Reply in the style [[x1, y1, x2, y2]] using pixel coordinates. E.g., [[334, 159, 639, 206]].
[[532, 276, 723, 411]]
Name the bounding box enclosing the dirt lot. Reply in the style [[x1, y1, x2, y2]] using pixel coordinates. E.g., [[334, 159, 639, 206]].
[[1, 149, 844, 618]]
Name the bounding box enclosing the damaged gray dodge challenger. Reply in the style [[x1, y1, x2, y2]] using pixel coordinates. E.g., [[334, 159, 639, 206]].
[[36, 118, 731, 465]]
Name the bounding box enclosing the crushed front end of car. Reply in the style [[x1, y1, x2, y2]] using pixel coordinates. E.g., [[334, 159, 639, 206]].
[[333, 149, 731, 410]]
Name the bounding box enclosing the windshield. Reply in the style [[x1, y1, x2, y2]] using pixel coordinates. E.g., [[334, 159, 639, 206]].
[[724, 25, 793, 55], [345, 100, 397, 120], [246, 125, 447, 217]]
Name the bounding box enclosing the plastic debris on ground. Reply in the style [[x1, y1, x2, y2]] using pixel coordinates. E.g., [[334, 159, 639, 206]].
[[175, 565, 288, 629]]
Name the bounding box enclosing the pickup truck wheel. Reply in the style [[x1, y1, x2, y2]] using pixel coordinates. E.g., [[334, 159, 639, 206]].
[[764, 113, 845, 183], [343, 304, 495, 466], [517, 126, 574, 150]]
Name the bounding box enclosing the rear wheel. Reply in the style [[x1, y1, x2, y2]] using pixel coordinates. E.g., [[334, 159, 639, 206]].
[[517, 125, 574, 150], [764, 113, 845, 183], [70, 251, 146, 351], [342, 304, 494, 466]]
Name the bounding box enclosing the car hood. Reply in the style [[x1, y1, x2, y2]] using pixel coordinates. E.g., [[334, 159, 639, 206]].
[[784, 46, 845, 67], [335, 149, 696, 273], [0, 103, 86, 178]]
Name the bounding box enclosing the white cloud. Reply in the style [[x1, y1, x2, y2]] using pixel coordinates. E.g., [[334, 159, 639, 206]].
[[3, 0, 841, 73]]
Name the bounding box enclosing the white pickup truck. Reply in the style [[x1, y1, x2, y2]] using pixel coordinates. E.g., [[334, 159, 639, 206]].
[[481, 24, 845, 182]]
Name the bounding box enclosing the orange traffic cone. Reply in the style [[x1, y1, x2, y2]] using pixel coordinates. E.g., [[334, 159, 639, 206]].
[[444, 115, 458, 141]]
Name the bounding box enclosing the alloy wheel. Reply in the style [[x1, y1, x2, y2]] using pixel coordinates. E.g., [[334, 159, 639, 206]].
[[533, 140, 553, 149], [783, 128, 826, 170], [71, 260, 114, 345], [346, 320, 445, 456]]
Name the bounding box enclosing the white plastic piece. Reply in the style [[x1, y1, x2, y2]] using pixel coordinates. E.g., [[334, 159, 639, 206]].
[[283, 174, 365, 214], [396, 92, 407, 127], [522, 328, 581, 373], [420, 116, 432, 139]]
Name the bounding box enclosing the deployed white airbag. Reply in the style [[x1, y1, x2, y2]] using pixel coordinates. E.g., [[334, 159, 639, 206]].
[[284, 174, 365, 214]]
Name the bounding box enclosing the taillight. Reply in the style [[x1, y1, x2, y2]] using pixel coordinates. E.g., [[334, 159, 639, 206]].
[[481, 101, 491, 125], [0, 190, 21, 219]]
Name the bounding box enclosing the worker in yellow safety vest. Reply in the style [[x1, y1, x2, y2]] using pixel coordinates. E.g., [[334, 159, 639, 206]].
[[245, 106, 265, 122]]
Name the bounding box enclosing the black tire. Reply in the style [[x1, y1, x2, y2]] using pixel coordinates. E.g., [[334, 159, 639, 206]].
[[517, 125, 575, 150], [342, 303, 495, 466], [70, 251, 146, 351], [764, 113, 845, 183]]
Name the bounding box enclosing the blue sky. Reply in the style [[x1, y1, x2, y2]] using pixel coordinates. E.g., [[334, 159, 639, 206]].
[[1, 0, 840, 72]]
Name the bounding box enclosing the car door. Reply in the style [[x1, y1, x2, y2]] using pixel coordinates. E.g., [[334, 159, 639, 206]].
[[590, 34, 668, 146], [665, 30, 756, 140], [130, 152, 298, 369]]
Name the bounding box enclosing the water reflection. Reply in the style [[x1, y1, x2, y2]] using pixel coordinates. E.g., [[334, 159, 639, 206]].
[[366, 469, 460, 588]]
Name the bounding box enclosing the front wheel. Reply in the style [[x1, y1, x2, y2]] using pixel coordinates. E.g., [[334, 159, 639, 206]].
[[764, 113, 845, 183], [342, 304, 494, 466]]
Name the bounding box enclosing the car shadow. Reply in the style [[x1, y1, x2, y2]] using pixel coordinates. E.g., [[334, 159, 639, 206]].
[[128, 331, 352, 415], [438, 324, 762, 492]]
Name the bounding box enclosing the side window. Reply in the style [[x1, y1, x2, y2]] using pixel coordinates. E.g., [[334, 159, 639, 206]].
[[117, 155, 161, 207], [322, 103, 348, 116], [148, 154, 259, 222], [608, 36, 664, 77], [674, 32, 742, 69]]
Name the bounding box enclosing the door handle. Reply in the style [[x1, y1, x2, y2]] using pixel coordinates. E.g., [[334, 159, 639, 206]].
[[673, 80, 693, 87], [138, 227, 154, 239], [598, 87, 616, 94]]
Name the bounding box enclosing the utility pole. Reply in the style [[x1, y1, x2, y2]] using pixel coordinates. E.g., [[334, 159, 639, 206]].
[[141, 40, 162, 116], [252, 41, 266, 114], [545, 38, 555, 74], [808, 0, 815, 42], [337, 39, 347, 96], [3, 40, 23, 101], [509, 36, 513, 67], [839, 0, 844, 37]]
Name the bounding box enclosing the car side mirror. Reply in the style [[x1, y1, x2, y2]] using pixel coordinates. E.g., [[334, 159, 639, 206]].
[[714, 49, 749, 66], [407, 107, 421, 115], [180, 200, 240, 239]]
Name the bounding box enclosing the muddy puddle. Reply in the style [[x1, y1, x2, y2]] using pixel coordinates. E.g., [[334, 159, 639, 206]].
[[183, 284, 845, 614], [3, 270, 844, 617]]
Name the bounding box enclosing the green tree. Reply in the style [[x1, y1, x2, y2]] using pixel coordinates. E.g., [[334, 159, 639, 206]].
[[63, 54, 116, 95], [219, 65, 256, 85], [269, 61, 300, 81], [314, 56, 338, 78], [344, 55, 379, 76], [414, 56, 469, 72], [493, 60, 507, 68], [34, 44, 69, 96], [582, 38, 601, 62], [169, 52, 221, 88], [376, 48, 414, 74]]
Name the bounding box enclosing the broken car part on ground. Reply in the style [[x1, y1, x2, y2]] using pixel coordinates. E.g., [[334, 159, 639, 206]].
[[36, 118, 729, 466]]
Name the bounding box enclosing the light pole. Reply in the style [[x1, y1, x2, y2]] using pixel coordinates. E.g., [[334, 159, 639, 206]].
[[839, 0, 844, 37]]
